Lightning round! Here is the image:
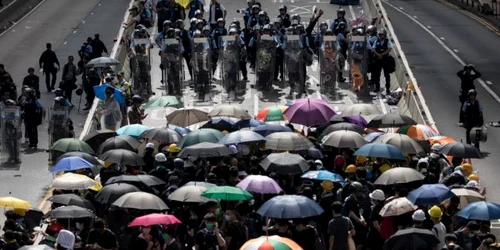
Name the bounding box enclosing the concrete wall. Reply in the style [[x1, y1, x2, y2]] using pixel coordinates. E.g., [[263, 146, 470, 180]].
[[361, 0, 439, 132]]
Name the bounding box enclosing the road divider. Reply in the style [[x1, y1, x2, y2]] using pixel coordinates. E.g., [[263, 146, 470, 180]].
[[361, 0, 439, 132]]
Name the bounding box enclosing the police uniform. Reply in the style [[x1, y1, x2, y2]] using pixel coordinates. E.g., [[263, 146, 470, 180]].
[[169, 2, 185, 22], [278, 14, 291, 28], [209, 2, 225, 30], [187, 0, 204, 19], [462, 98, 483, 148], [371, 38, 393, 93], [330, 18, 347, 34]]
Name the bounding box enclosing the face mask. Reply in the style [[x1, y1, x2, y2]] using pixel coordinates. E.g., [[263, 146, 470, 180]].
[[76, 222, 83, 230], [162, 233, 169, 242], [206, 223, 215, 230], [468, 233, 475, 238], [295, 226, 301, 232], [142, 227, 151, 235], [224, 214, 231, 222]]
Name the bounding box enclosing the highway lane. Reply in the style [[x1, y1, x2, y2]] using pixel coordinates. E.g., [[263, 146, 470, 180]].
[[382, 0, 500, 202], [0, 0, 130, 213]]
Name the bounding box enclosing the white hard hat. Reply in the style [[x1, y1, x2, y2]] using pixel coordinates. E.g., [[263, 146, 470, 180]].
[[431, 144, 442, 151], [145, 142, 155, 149], [155, 153, 167, 162], [412, 209, 426, 221], [368, 189, 385, 201], [56, 229, 75, 249], [466, 180, 480, 189]]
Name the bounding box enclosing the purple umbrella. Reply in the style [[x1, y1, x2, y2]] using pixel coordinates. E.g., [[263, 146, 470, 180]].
[[344, 115, 368, 127], [236, 175, 283, 194], [284, 98, 336, 126]]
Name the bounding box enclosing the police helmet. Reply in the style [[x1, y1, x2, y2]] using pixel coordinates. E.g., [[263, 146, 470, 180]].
[[166, 28, 176, 37], [377, 28, 387, 35], [252, 4, 260, 10], [246, 0, 254, 4], [193, 30, 202, 37], [258, 10, 267, 17], [217, 18, 225, 24], [175, 19, 184, 28], [195, 9, 203, 16], [464, 64, 474, 70], [296, 24, 304, 31], [4, 99, 16, 106], [54, 96, 65, 105], [132, 95, 144, 104], [337, 8, 346, 15], [279, 5, 287, 11], [468, 89, 477, 96], [350, 181, 363, 193], [163, 20, 172, 29], [231, 20, 241, 28], [54, 88, 64, 97], [325, 29, 334, 35], [337, 22, 346, 30], [367, 25, 376, 34], [196, 19, 205, 26], [174, 28, 182, 37], [274, 17, 282, 24], [228, 28, 238, 34], [229, 24, 238, 31], [354, 28, 364, 35], [136, 24, 147, 31], [190, 18, 198, 25], [286, 27, 294, 34], [319, 22, 328, 30], [263, 24, 272, 31]]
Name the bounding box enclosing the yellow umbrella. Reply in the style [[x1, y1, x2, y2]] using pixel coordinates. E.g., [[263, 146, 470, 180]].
[[0, 197, 32, 210], [177, 0, 189, 8], [89, 182, 103, 192], [51, 173, 97, 190]]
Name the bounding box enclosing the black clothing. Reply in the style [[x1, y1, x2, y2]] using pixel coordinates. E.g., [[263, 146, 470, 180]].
[[457, 69, 481, 94], [195, 229, 219, 250], [226, 222, 247, 250], [292, 226, 316, 250], [22, 75, 41, 98], [39, 49, 60, 90], [87, 229, 118, 249], [209, 3, 224, 24], [462, 99, 483, 147], [90, 38, 108, 59], [169, 3, 185, 22], [371, 38, 391, 93]]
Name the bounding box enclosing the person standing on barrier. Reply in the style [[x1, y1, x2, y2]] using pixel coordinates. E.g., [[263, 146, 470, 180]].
[[462, 89, 484, 150], [370, 29, 393, 95], [457, 64, 481, 126]]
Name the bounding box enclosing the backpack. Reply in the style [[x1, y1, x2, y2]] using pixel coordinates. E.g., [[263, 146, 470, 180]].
[[428, 157, 441, 177], [34, 100, 44, 126]]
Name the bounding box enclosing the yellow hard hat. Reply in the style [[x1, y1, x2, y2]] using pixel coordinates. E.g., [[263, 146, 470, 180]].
[[321, 180, 334, 191], [345, 165, 357, 173], [379, 164, 391, 173], [461, 163, 473, 174], [428, 205, 443, 218], [356, 156, 369, 165], [13, 208, 26, 216], [104, 161, 114, 168], [468, 174, 480, 182], [167, 144, 181, 153]]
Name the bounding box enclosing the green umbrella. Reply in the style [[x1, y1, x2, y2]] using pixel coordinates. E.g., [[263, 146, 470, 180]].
[[51, 138, 95, 155], [144, 96, 183, 109], [201, 186, 253, 201], [178, 129, 225, 148]]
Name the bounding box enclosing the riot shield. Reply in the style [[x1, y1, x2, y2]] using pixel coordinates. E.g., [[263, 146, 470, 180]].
[[255, 35, 276, 90], [163, 38, 183, 95], [350, 35, 368, 92], [1, 106, 21, 165], [192, 38, 212, 94], [219, 36, 240, 95], [319, 36, 338, 95], [48, 106, 70, 165], [284, 35, 305, 95], [132, 38, 152, 96]]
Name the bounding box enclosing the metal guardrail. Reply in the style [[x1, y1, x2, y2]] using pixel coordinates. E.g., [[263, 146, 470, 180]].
[[361, 0, 439, 132], [78, 0, 135, 140], [445, 0, 500, 27]]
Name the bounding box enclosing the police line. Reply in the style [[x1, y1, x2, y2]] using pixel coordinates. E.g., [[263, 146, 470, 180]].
[[78, 0, 136, 141], [361, 0, 439, 132]]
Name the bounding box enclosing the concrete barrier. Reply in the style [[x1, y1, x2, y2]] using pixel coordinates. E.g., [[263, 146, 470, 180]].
[[361, 0, 439, 132], [78, 0, 135, 140], [0, 0, 44, 33]]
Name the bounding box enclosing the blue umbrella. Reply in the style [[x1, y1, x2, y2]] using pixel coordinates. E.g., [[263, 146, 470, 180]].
[[201, 118, 235, 132], [353, 143, 406, 160], [117, 124, 150, 138], [50, 156, 94, 173], [233, 119, 264, 130], [218, 130, 265, 145], [93, 84, 125, 104], [457, 201, 500, 221], [164, 124, 191, 135], [296, 147, 324, 159], [407, 184, 454, 206], [253, 124, 292, 137], [301, 170, 345, 184], [257, 195, 324, 219], [364, 132, 385, 142]]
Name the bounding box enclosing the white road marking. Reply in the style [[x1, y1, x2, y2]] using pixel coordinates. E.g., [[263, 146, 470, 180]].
[[290, 5, 311, 13], [73, 30, 77, 34], [453, 49, 459, 53], [439, 36, 445, 40], [383, 0, 500, 103], [317, 0, 321, 3], [399, 7, 404, 9], [63, 41, 67, 45], [348, 5, 356, 19], [413, 15, 418, 18], [254, 94, 259, 116], [378, 93, 388, 114], [427, 25, 431, 29], [486, 81, 493, 85], [291, 0, 294, 3]]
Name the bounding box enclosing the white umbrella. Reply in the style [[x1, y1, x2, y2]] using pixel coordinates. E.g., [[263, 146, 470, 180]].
[[51, 173, 97, 190], [341, 103, 380, 116], [379, 197, 418, 217], [166, 108, 210, 127], [85, 57, 120, 68], [168, 185, 211, 203], [208, 105, 252, 119], [374, 133, 424, 154], [321, 130, 367, 148], [113, 192, 169, 211], [265, 132, 314, 151], [451, 188, 485, 209]]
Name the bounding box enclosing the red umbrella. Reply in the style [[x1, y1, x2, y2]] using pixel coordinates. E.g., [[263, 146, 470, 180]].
[[129, 213, 181, 227]]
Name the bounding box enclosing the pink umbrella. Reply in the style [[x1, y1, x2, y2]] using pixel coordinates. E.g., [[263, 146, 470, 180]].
[[236, 175, 283, 194], [129, 213, 181, 227], [284, 98, 336, 126]]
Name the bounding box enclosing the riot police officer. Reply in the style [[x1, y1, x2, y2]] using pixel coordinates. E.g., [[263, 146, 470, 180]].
[[3, 99, 20, 163], [246, 5, 260, 29], [330, 8, 347, 31], [49, 96, 71, 146], [258, 11, 270, 26], [22, 88, 41, 149], [457, 64, 481, 125], [187, 0, 204, 19], [156, 20, 173, 47], [229, 28, 248, 81], [177, 19, 193, 79], [462, 89, 484, 150], [277, 5, 291, 28], [212, 18, 228, 48], [189, 18, 198, 36], [370, 28, 393, 95]]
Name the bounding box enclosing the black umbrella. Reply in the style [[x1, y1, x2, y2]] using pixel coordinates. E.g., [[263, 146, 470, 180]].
[[82, 129, 117, 151], [95, 183, 140, 204], [384, 228, 440, 250], [48, 194, 95, 212], [318, 122, 364, 141], [367, 113, 417, 128], [140, 128, 182, 143], [99, 149, 145, 166], [178, 142, 232, 158], [105, 174, 166, 187], [260, 153, 310, 174], [200, 118, 235, 132], [46, 205, 95, 219], [329, 114, 346, 124], [98, 135, 140, 155], [438, 141, 482, 159]]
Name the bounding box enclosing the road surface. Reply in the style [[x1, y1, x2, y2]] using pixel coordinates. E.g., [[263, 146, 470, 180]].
[[0, 0, 130, 214], [382, 0, 500, 202]]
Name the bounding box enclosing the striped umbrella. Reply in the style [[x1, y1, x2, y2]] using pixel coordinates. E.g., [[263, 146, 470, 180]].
[[396, 124, 440, 141], [256, 106, 288, 122], [428, 136, 455, 145], [240, 235, 303, 250]]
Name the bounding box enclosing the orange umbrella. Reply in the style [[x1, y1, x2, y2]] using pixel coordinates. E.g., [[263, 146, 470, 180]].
[[396, 124, 440, 140], [256, 106, 288, 122], [429, 136, 455, 145]]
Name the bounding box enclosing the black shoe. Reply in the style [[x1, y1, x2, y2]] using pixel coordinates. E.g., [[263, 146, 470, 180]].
[[83, 106, 91, 111]]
